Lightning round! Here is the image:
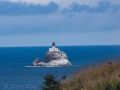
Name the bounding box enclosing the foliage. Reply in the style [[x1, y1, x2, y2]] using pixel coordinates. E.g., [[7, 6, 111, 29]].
[[118, 74, 120, 77], [62, 58, 120, 90], [105, 80, 120, 90], [41, 72, 66, 90], [41, 57, 120, 90]]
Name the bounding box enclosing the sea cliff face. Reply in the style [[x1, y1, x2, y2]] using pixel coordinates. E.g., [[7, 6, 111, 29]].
[[31, 51, 72, 66], [44, 51, 68, 63], [31, 42, 72, 66]]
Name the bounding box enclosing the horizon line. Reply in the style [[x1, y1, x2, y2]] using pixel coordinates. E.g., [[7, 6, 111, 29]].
[[0, 44, 120, 48]]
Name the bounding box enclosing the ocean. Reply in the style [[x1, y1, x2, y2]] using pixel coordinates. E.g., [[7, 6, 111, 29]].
[[0, 45, 120, 90]]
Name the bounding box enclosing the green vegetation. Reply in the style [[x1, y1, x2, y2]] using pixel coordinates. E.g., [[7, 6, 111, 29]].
[[41, 72, 66, 90], [41, 57, 120, 90], [105, 80, 120, 90]]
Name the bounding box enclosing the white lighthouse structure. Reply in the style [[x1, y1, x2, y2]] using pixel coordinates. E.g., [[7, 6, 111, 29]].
[[49, 42, 60, 52], [31, 42, 72, 66]]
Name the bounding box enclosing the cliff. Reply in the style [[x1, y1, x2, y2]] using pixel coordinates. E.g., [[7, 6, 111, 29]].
[[31, 42, 72, 66]]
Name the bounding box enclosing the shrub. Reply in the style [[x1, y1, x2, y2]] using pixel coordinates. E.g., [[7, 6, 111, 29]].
[[41, 72, 66, 90], [105, 80, 120, 90], [118, 74, 120, 77]]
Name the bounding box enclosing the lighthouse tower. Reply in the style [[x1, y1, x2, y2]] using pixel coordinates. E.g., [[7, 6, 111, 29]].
[[49, 42, 60, 52]]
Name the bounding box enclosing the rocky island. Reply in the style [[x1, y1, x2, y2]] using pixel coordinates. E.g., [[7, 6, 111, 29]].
[[31, 42, 72, 66]]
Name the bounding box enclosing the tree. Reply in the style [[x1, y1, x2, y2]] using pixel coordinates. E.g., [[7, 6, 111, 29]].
[[41, 72, 66, 90]]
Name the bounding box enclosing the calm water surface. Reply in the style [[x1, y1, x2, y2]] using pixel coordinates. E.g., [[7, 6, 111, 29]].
[[0, 45, 120, 90]]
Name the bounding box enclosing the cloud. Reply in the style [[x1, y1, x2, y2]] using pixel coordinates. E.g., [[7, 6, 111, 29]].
[[0, 9, 120, 36], [0, 30, 120, 47], [8, 0, 103, 8], [0, 1, 120, 16], [62, 1, 120, 13], [0, 1, 120, 46], [0, 1, 59, 16], [88, 1, 111, 13], [8, 0, 120, 9]]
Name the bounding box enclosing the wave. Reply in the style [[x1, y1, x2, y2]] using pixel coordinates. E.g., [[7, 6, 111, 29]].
[[25, 66, 62, 67], [25, 65, 79, 68]]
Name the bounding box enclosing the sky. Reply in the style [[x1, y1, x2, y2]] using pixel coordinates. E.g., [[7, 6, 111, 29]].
[[0, 0, 120, 46]]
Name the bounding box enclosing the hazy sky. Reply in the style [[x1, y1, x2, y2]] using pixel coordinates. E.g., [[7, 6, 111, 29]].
[[0, 0, 120, 46]]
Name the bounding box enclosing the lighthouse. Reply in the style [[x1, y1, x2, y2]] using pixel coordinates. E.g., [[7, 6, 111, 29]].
[[31, 42, 72, 66], [49, 42, 60, 52]]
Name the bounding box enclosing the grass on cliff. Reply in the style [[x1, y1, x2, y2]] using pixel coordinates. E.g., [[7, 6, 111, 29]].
[[62, 57, 120, 90]]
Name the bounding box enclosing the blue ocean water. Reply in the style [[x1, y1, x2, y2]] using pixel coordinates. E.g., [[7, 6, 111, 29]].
[[0, 45, 120, 90]]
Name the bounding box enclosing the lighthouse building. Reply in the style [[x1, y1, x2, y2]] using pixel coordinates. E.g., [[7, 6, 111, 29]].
[[49, 42, 60, 52]]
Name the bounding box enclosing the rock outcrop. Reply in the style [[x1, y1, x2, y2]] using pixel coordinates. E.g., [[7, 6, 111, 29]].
[[31, 42, 72, 66]]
